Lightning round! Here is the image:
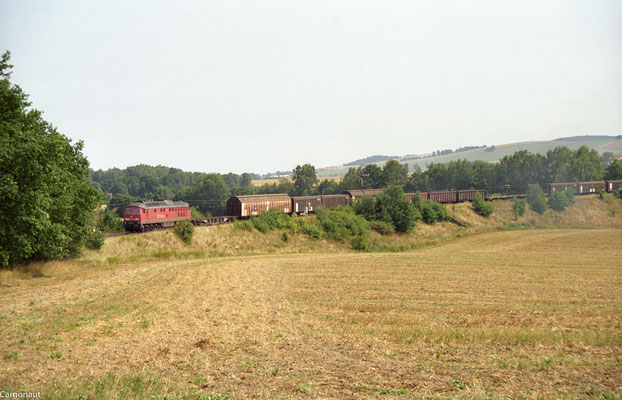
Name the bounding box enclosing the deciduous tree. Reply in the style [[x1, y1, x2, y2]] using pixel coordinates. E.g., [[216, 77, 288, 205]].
[[292, 164, 318, 196], [0, 51, 101, 267]]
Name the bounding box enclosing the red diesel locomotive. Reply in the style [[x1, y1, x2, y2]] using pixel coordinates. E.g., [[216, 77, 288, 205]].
[[123, 200, 191, 232]]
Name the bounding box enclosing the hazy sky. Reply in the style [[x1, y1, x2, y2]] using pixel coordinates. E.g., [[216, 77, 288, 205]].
[[1, 0, 621, 174]]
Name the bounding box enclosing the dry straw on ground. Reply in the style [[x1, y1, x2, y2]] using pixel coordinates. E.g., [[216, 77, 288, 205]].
[[0, 196, 621, 399]]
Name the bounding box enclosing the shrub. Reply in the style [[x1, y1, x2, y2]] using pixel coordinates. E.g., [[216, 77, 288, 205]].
[[369, 220, 394, 235], [85, 231, 104, 250], [234, 219, 254, 231], [98, 210, 124, 233], [419, 201, 438, 224], [298, 220, 322, 239], [251, 217, 271, 233], [374, 185, 421, 233], [417, 199, 451, 224], [615, 188, 622, 199], [249, 208, 294, 233], [315, 208, 369, 240], [281, 232, 289, 242], [431, 201, 452, 222], [352, 197, 376, 221], [350, 235, 371, 251], [174, 220, 194, 244], [472, 193, 494, 217], [527, 184, 548, 214], [512, 198, 526, 219], [190, 206, 207, 219], [549, 190, 571, 211]]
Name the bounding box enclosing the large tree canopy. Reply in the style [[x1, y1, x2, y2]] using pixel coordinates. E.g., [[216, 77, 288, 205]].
[[0, 51, 101, 267], [292, 164, 318, 196]]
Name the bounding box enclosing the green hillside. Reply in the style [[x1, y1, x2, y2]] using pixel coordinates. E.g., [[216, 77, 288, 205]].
[[318, 136, 622, 177]]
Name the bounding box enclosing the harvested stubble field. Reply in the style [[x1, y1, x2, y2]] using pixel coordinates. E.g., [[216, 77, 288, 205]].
[[1, 228, 621, 399]]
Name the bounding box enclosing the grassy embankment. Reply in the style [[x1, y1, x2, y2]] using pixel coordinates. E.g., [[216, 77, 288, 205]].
[[0, 195, 621, 399], [4, 195, 620, 283]]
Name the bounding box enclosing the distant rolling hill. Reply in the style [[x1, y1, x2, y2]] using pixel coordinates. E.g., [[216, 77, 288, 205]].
[[317, 135, 622, 177]]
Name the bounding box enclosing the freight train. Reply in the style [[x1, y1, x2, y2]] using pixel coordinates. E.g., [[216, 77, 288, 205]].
[[123, 180, 622, 232]]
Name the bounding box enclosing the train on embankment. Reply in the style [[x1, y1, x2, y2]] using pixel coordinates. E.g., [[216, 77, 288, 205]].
[[122, 180, 622, 232]]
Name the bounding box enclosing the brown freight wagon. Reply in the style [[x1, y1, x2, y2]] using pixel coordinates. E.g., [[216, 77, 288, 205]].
[[429, 191, 458, 203], [344, 188, 385, 200], [457, 190, 486, 202], [606, 180, 622, 192], [577, 181, 606, 194], [226, 194, 291, 217], [544, 182, 578, 195], [404, 192, 430, 202], [321, 194, 350, 209], [291, 196, 322, 214]]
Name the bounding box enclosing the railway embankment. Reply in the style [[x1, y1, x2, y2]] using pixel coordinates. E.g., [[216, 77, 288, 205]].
[[2, 195, 621, 285]]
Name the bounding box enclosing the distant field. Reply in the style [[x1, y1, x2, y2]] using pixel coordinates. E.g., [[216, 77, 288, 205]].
[[317, 137, 622, 176], [252, 177, 342, 186], [1, 229, 620, 399]]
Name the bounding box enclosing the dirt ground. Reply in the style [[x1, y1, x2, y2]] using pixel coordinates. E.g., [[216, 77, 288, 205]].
[[0, 229, 621, 399]]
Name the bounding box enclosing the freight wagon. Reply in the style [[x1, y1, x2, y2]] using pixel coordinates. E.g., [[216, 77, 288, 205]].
[[544, 182, 578, 195], [344, 189, 385, 199], [320, 194, 350, 209], [404, 192, 430, 202], [291, 196, 322, 214], [577, 181, 606, 194], [606, 180, 622, 192], [429, 191, 458, 203], [225, 194, 291, 217], [457, 190, 486, 202]]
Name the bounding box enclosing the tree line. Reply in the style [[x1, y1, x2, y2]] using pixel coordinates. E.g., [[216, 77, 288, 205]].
[[93, 148, 622, 219]]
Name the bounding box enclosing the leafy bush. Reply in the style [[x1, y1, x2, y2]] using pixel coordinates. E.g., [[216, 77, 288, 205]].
[[373, 186, 421, 233], [315, 208, 369, 241], [431, 201, 452, 222], [97, 210, 124, 233], [417, 199, 451, 224], [369, 221, 395, 235], [281, 232, 289, 242], [527, 184, 548, 214], [174, 220, 194, 244], [512, 198, 526, 219], [352, 197, 376, 221], [86, 231, 104, 250], [615, 188, 622, 199], [251, 217, 271, 233], [472, 193, 494, 217], [419, 201, 438, 223], [549, 190, 571, 211], [298, 220, 322, 239], [351, 235, 371, 251], [250, 208, 294, 233], [190, 206, 207, 219], [234, 219, 254, 231], [564, 188, 575, 204]]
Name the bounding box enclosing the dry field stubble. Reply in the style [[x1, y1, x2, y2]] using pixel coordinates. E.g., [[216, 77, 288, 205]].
[[0, 229, 621, 399]]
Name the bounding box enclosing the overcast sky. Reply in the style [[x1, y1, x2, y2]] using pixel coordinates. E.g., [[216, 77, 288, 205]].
[[1, 0, 621, 174]]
